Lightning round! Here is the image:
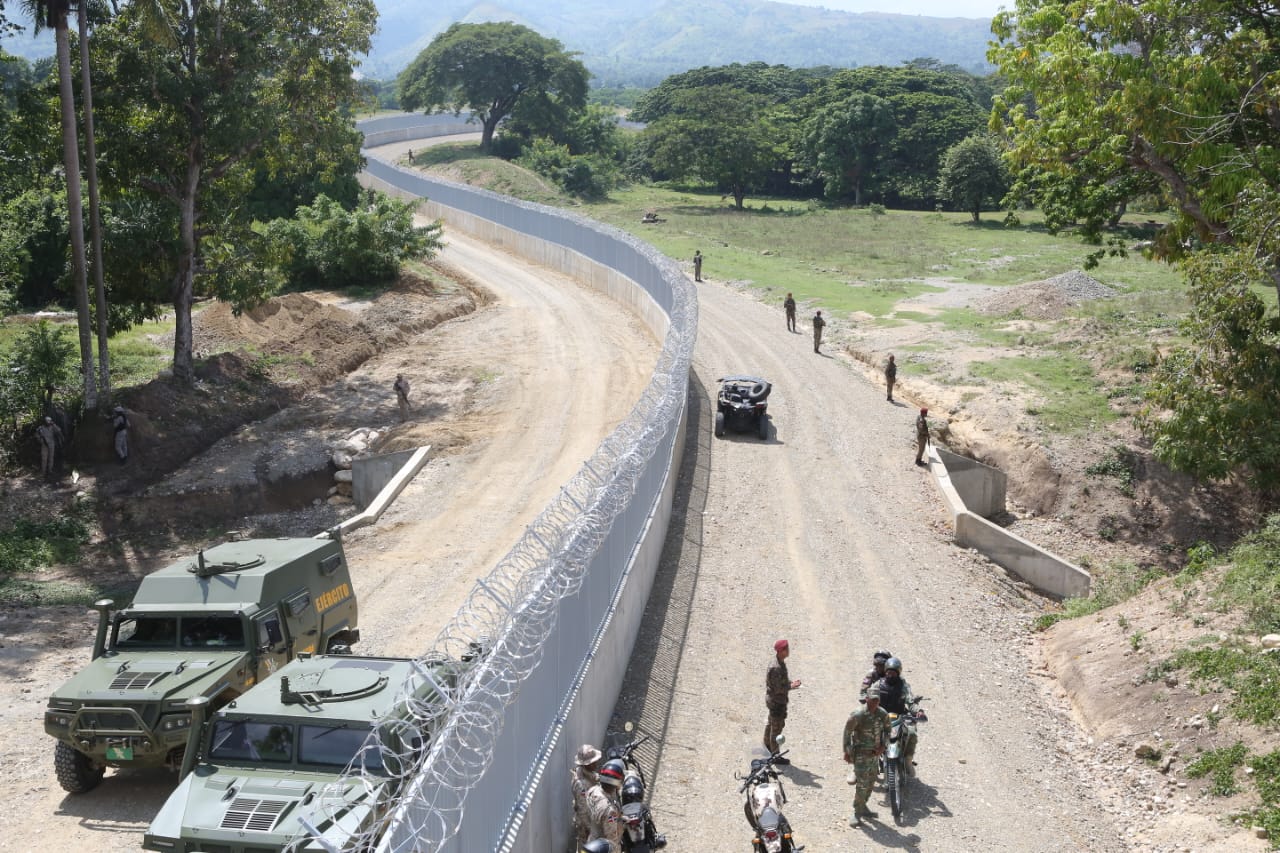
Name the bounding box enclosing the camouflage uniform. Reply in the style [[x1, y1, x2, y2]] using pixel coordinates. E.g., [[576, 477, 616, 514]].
[[858, 666, 885, 700], [571, 764, 599, 844], [35, 418, 63, 475], [394, 375, 411, 422], [693, 250, 703, 282], [784, 294, 797, 332], [885, 357, 897, 401], [843, 702, 889, 817], [764, 654, 792, 753], [872, 675, 918, 766], [812, 311, 826, 353], [585, 783, 622, 848], [915, 411, 930, 464]]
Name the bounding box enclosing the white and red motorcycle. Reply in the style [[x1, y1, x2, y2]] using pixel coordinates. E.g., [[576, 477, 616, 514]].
[[736, 741, 804, 853]]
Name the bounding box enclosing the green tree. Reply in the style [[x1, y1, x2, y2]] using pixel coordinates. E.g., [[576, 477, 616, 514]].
[[802, 65, 987, 206], [641, 85, 784, 209], [802, 92, 893, 205], [629, 62, 829, 123], [991, 0, 1280, 489], [19, 0, 95, 407], [937, 134, 1009, 222], [260, 192, 442, 290], [1139, 249, 1280, 492], [397, 22, 589, 153], [989, 0, 1280, 293], [91, 0, 376, 383]]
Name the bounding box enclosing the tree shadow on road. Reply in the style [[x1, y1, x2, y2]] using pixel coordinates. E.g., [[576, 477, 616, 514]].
[[609, 372, 711, 805]]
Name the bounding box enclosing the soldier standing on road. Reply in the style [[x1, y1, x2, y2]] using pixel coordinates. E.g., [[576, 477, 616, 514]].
[[693, 250, 703, 282], [394, 373, 411, 422], [885, 354, 897, 402], [571, 744, 603, 846], [111, 406, 130, 464], [36, 416, 64, 478], [586, 760, 625, 850], [843, 685, 889, 826], [784, 292, 797, 333], [765, 639, 802, 762], [812, 310, 826, 354], [915, 407, 931, 466]]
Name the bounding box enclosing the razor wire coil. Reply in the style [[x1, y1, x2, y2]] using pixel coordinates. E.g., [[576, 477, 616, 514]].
[[287, 160, 697, 853]]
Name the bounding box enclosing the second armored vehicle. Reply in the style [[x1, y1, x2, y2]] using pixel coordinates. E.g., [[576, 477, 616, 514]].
[[43, 536, 360, 793], [144, 652, 477, 852]]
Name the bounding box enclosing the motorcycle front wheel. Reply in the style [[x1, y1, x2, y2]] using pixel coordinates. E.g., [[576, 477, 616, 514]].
[[886, 757, 903, 820]]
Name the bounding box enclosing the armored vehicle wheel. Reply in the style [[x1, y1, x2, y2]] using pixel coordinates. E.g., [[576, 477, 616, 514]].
[[757, 414, 769, 440], [54, 741, 105, 793], [714, 411, 726, 437]]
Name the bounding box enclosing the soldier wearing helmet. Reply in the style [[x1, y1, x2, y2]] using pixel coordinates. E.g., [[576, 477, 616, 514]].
[[858, 649, 893, 700], [872, 657, 919, 775], [585, 758, 624, 849], [571, 743, 603, 845]]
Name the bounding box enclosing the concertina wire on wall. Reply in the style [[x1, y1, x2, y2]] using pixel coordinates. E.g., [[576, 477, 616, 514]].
[[287, 180, 697, 852]]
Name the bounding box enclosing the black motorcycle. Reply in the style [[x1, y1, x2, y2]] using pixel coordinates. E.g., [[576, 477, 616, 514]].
[[606, 723, 667, 852], [882, 697, 928, 821], [735, 743, 804, 853]]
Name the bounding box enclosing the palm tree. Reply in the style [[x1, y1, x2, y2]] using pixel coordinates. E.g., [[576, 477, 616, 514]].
[[22, 0, 97, 410], [76, 0, 110, 406]]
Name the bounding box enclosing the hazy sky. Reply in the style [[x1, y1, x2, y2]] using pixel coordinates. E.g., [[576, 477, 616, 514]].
[[783, 0, 1009, 18]]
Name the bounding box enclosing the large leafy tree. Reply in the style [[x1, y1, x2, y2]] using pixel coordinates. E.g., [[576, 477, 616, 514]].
[[629, 61, 831, 124], [397, 22, 589, 153], [802, 66, 987, 206], [937, 134, 1009, 222], [989, 0, 1280, 290], [91, 0, 376, 383], [990, 0, 1280, 490], [802, 92, 893, 205], [641, 85, 784, 209]]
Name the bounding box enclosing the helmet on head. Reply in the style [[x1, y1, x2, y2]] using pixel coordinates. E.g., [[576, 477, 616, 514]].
[[575, 744, 602, 766], [873, 650, 892, 664], [581, 841, 614, 853], [885, 657, 903, 674], [598, 759, 625, 787]]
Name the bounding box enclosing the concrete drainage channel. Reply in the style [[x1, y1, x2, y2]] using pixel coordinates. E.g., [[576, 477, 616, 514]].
[[926, 445, 1092, 599]]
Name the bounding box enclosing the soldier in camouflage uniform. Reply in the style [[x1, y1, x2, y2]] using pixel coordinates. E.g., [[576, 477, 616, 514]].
[[765, 639, 802, 762], [915, 407, 931, 466], [586, 759, 625, 850], [571, 743, 603, 845], [843, 685, 889, 826]]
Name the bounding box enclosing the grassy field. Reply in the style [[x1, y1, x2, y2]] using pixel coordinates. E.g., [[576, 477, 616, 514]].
[[585, 185, 1186, 318]]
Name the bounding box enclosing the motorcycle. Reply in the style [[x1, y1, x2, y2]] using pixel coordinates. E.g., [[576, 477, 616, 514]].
[[735, 739, 804, 853], [882, 697, 928, 820], [605, 722, 667, 852]]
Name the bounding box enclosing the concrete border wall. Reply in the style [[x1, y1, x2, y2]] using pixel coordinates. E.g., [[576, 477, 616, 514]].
[[357, 124, 694, 853], [927, 446, 1091, 599]]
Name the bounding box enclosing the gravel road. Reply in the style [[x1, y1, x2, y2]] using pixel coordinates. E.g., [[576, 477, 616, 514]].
[[610, 281, 1125, 850]]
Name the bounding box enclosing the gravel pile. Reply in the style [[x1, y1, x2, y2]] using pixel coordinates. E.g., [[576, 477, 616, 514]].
[[980, 269, 1116, 319]]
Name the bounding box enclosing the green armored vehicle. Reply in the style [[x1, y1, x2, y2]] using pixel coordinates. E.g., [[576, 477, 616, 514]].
[[44, 537, 360, 793], [143, 652, 473, 853]]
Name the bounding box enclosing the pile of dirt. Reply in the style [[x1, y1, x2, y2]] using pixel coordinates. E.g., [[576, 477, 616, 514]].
[[979, 269, 1116, 320]]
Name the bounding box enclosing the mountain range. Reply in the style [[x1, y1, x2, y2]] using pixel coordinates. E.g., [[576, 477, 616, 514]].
[[3, 0, 997, 87]]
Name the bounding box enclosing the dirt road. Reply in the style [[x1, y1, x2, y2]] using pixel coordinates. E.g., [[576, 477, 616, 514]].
[[613, 282, 1125, 850], [0, 225, 659, 850]]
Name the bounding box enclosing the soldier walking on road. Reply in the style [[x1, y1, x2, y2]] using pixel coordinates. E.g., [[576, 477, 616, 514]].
[[885, 355, 897, 402], [394, 374, 411, 422], [784, 292, 797, 333], [693, 250, 703, 282], [765, 639, 802, 761], [812, 310, 826, 354], [36, 416, 64, 478], [844, 685, 889, 826], [571, 743, 603, 845], [915, 407, 931, 466]]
